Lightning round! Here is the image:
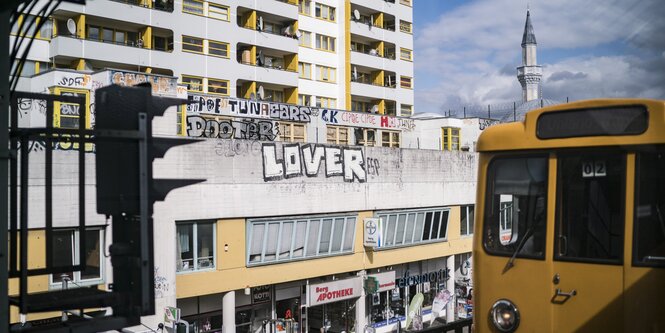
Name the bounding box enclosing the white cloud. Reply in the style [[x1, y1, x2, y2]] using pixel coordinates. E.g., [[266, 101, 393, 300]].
[[415, 0, 665, 113]]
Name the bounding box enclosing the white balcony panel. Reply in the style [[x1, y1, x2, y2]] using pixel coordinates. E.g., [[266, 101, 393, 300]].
[[350, 20, 383, 40], [49, 36, 84, 59], [235, 28, 299, 54], [350, 51, 397, 72], [57, 1, 151, 26], [236, 64, 298, 87], [256, 1, 299, 20], [350, 81, 396, 100]]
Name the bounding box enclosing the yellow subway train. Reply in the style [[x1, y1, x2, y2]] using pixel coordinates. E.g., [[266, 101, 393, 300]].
[[473, 99, 665, 332]]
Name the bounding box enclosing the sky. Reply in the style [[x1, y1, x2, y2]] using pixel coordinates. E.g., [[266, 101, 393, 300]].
[[413, 0, 665, 114]]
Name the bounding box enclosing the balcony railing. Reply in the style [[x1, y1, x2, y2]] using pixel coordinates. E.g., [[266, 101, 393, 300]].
[[350, 17, 396, 32], [351, 77, 396, 88], [108, 0, 175, 12], [52, 33, 173, 52], [351, 48, 396, 60], [238, 60, 297, 73]]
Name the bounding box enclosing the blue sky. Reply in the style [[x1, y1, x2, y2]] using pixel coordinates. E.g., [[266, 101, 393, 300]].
[[412, 0, 665, 114]]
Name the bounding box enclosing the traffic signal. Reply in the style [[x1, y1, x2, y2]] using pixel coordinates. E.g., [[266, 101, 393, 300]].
[[95, 83, 203, 216], [94, 83, 204, 320]]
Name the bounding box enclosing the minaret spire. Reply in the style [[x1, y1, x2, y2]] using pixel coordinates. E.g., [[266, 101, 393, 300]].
[[517, 9, 542, 102]]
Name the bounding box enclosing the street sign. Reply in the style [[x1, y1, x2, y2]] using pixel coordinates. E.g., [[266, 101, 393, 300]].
[[164, 306, 180, 323]]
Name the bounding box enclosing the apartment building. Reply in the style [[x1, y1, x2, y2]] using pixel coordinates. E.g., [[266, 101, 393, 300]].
[[8, 1, 483, 332]]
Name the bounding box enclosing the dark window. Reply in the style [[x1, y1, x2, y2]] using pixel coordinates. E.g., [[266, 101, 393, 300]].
[[483, 156, 548, 258], [555, 152, 624, 263], [634, 149, 665, 267]]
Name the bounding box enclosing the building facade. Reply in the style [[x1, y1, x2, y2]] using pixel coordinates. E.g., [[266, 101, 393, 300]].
[[9, 1, 486, 332]]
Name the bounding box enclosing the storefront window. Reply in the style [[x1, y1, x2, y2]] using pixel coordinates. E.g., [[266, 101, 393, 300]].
[[236, 304, 271, 333]]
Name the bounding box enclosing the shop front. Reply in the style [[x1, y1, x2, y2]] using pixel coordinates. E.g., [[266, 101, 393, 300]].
[[307, 277, 363, 333], [366, 259, 452, 332]]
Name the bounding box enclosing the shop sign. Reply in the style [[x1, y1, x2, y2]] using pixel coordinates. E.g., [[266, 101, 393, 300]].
[[396, 268, 450, 288], [252, 285, 272, 304], [367, 271, 396, 293], [365, 277, 379, 294], [309, 277, 362, 306], [363, 218, 382, 248]]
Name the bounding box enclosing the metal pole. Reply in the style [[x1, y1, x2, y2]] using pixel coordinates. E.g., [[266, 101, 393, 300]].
[[463, 107, 466, 118], [513, 102, 516, 122], [1, 7, 10, 331], [487, 105, 490, 119]]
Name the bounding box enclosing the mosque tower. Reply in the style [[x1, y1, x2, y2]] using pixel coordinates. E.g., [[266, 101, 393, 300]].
[[517, 9, 542, 102]]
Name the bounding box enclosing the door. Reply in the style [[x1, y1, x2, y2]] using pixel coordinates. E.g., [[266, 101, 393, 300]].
[[624, 150, 665, 331], [553, 152, 625, 332]]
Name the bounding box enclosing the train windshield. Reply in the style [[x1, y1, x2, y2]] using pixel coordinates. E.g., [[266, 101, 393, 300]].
[[483, 156, 548, 259]]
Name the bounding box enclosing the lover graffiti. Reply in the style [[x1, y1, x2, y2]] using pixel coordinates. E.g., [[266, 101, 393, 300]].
[[262, 143, 367, 183], [187, 116, 278, 141]]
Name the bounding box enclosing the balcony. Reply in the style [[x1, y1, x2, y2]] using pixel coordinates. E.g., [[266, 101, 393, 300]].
[[517, 65, 543, 77], [350, 50, 396, 71], [108, 0, 174, 12], [49, 35, 174, 69], [350, 81, 396, 101], [350, 19, 397, 42]]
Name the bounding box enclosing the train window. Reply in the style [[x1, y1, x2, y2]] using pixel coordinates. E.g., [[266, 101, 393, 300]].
[[634, 150, 665, 267], [483, 156, 548, 259], [555, 153, 624, 263]]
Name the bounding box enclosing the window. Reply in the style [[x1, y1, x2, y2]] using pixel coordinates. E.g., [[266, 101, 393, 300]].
[[441, 127, 461, 151], [315, 3, 336, 21], [381, 130, 400, 148], [88, 26, 100, 40], [208, 3, 230, 21], [352, 100, 374, 113], [483, 156, 548, 258], [317, 65, 336, 82], [208, 39, 229, 57], [354, 128, 376, 147], [177, 221, 216, 272], [316, 97, 336, 109], [299, 0, 311, 15], [38, 17, 53, 39], [299, 30, 311, 47], [400, 76, 412, 89], [50, 228, 104, 287], [153, 35, 173, 51], [279, 122, 306, 142], [399, 20, 412, 33], [247, 215, 356, 265], [634, 149, 665, 267], [182, 75, 203, 92], [400, 104, 413, 117], [460, 205, 475, 236], [182, 35, 204, 53], [183, 0, 204, 15], [208, 78, 230, 95], [400, 0, 412, 5], [555, 152, 624, 263], [298, 62, 311, 79], [327, 126, 349, 145], [298, 94, 312, 106], [177, 105, 185, 136], [400, 48, 413, 61], [377, 208, 450, 248], [52, 87, 90, 129], [315, 34, 336, 52], [263, 88, 284, 103]]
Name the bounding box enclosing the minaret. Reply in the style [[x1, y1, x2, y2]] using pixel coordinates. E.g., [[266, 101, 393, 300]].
[[517, 9, 542, 102]]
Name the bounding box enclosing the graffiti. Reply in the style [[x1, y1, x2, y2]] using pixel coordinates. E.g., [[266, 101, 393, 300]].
[[367, 157, 380, 176], [214, 139, 263, 157], [154, 267, 169, 298], [57, 75, 91, 88], [262, 143, 366, 182], [479, 119, 499, 130], [18, 138, 95, 154], [186, 116, 278, 141], [321, 109, 416, 132], [110, 71, 177, 96], [187, 94, 312, 122], [55, 73, 91, 89]]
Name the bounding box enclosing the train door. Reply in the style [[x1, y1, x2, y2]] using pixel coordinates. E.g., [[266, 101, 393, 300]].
[[624, 150, 665, 331], [552, 152, 625, 331]]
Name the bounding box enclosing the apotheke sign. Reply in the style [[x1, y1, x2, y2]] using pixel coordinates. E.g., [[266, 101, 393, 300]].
[[309, 277, 362, 306], [367, 271, 396, 293]]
